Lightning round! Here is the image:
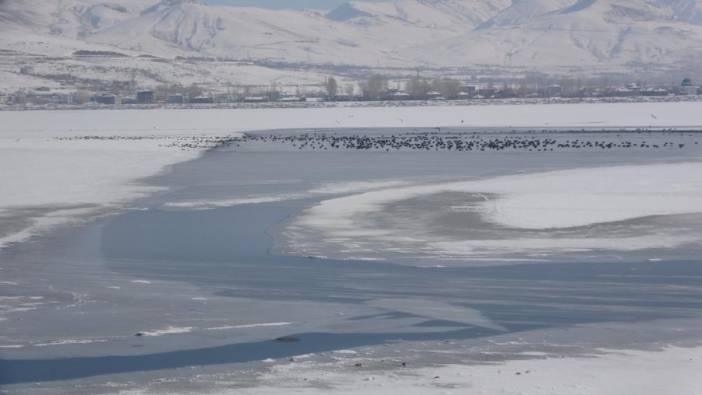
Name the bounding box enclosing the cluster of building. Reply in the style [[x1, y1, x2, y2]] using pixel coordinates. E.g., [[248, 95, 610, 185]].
[[0, 88, 333, 106], [382, 80, 701, 101], [0, 87, 78, 106], [92, 91, 315, 105], [1, 79, 700, 107]]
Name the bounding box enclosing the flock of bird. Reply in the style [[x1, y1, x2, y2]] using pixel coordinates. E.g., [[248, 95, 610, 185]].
[[231, 131, 699, 153], [55, 130, 700, 152]]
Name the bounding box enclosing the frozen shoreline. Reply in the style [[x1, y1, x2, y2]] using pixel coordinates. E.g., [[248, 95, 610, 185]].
[[0, 138, 202, 249], [115, 345, 702, 395], [247, 346, 702, 395]]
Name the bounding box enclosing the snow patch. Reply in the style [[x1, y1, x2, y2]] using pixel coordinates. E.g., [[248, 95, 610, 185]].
[[163, 196, 299, 210], [140, 326, 193, 337], [119, 346, 702, 395], [33, 339, 108, 347], [292, 162, 702, 259], [205, 322, 292, 331]]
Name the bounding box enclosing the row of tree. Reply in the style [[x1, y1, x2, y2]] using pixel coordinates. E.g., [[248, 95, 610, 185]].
[[326, 75, 466, 100], [326, 74, 699, 101]]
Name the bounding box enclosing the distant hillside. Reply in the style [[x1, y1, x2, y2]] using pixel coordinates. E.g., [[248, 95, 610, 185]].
[[3, 0, 702, 69], [1, 0, 701, 93]]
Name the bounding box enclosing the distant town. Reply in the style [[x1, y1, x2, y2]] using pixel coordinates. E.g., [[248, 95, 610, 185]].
[[1, 73, 700, 108]]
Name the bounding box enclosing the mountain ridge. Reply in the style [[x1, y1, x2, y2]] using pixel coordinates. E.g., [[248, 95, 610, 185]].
[[1, 0, 701, 92]]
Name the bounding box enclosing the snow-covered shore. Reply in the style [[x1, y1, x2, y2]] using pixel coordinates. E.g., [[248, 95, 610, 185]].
[[0, 137, 200, 249], [118, 345, 702, 395], [4, 101, 702, 136], [2, 101, 702, 249], [251, 346, 702, 395]]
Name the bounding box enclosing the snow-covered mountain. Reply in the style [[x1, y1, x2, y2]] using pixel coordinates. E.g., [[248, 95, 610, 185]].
[[1, 0, 702, 93], [410, 0, 702, 69], [4, 0, 702, 67], [0, 0, 151, 35]]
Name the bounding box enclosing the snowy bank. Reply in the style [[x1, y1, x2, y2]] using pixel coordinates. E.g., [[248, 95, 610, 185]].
[[291, 162, 702, 260], [2, 102, 702, 250], [0, 138, 200, 249], [119, 346, 702, 395], [247, 346, 702, 395]]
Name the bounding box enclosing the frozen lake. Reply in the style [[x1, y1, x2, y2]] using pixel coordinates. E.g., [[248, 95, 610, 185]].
[[2, 128, 702, 394]]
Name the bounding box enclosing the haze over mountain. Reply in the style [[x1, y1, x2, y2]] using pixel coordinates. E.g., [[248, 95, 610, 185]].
[[1, 0, 701, 92]]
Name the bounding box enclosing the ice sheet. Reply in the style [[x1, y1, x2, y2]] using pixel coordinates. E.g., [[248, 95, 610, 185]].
[[292, 162, 702, 259], [367, 298, 507, 332]]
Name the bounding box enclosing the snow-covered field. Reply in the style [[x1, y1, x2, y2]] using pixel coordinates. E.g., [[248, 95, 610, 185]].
[[118, 346, 702, 395], [0, 138, 199, 249], [5, 101, 702, 135], [2, 101, 702, 250], [250, 346, 702, 395]]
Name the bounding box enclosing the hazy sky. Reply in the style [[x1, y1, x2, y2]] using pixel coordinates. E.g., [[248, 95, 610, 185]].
[[205, 0, 381, 10]]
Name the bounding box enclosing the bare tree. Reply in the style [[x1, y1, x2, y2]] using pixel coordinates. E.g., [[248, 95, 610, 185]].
[[187, 83, 204, 99], [344, 83, 356, 98], [268, 81, 281, 101], [325, 76, 338, 99], [406, 77, 431, 99], [515, 80, 528, 98], [153, 84, 173, 102], [432, 78, 462, 99], [361, 74, 388, 100], [76, 89, 92, 105]]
